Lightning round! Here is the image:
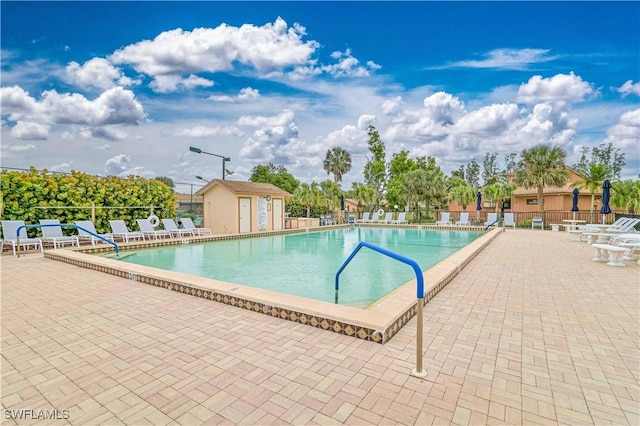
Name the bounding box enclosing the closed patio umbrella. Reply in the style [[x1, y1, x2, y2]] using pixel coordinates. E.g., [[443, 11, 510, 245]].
[[340, 194, 345, 223], [600, 179, 612, 224], [571, 188, 579, 220], [476, 191, 482, 222]]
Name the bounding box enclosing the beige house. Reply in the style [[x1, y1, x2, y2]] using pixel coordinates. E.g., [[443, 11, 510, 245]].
[[195, 180, 292, 234]]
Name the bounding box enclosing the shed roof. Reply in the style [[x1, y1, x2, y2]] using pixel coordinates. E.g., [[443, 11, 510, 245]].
[[195, 179, 292, 197]]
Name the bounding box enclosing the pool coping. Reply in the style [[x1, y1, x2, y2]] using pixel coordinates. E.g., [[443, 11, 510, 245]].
[[44, 224, 502, 344]]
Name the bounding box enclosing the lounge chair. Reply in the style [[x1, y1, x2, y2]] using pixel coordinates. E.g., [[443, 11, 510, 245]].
[[347, 214, 356, 225], [369, 212, 380, 223], [607, 218, 640, 233], [484, 213, 498, 227], [1, 220, 43, 255], [108, 220, 145, 242], [436, 212, 450, 226], [161, 218, 195, 238], [356, 212, 370, 224], [503, 213, 516, 229], [180, 217, 212, 236], [39, 219, 80, 248], [75, 220, 114, 246], [378, 212, 393, 224], [455, 212, 470, 226], [391, 212, 408, 224], [532, 217, 544, 230], [136, 219, 172, 240]]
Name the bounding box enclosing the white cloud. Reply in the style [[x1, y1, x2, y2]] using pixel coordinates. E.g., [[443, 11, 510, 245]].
[[104, 154, 153, 177], [0, 86, 41, 120], [321, 49, 381, 77], [208, 87, 260, 103], [603, 109, 640, 160], [435, 48, 557, 70], [109, 18, 319, 77], [10, 121, 49, 140], [4, 143, 37, 152], [617, 80, 640, 97], [49, 162, 74, 173], [174, 125, 243, 138], [237, 109, 296, 127], [516, 72, 594, 104], [65, 57, 139, 90], [149, 74, 214, 93]]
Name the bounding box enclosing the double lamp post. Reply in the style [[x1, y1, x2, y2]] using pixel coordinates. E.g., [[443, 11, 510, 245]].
[[189, 146, 232, 180]]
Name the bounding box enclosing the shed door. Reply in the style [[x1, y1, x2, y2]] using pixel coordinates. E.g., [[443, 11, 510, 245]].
[[239, 197, 251, 233], [272, 199, 283, 230]]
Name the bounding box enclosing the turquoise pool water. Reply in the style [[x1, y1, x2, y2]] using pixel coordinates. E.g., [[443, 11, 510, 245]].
[[113, 228, 483, 307]]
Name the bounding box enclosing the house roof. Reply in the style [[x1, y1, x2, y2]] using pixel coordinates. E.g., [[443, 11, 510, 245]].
[[195, 179, 292, 197]]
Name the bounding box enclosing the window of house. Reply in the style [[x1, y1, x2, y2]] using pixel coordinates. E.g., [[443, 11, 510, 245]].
[[526, 199, 538, 205]]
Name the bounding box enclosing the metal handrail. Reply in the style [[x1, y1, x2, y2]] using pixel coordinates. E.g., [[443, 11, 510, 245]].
[[16, 223, 119, 257], [334, 241, 427, 377], [484, 218, 503, 231]]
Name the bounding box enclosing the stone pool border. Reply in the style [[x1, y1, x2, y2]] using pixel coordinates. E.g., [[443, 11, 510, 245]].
[[44, 225, 502, 344]]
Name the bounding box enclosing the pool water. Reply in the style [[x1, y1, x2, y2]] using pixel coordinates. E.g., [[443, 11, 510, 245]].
[[113, 228, 483, 307]]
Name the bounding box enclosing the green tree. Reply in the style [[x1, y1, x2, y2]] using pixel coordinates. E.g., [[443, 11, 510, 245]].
[[483, 182, 516, 214], [465, 159, 481, 188], [350, 182, 376, 216], [401, 159, 447, 222], [249, 163, 300, 194], [363, 125, 387, 209], [611, 180, 640, 214], [292, 182, 321, 218], [319, 180, 341, 212], [449, 180, 476, 210], [514, 145, 570, 216], [153, 176, 174, 190], [571, 163, 610, 218], [323, 147, 352, 183], [482, 152, 501, 186], [574, 142, 626, 180], [386, 150, 418, 209]]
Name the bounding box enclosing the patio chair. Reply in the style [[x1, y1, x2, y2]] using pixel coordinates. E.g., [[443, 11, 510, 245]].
[[39, 219, 80, 248], [484, 212, 498, 227], [180, 217, 212, 236], [347, 214, 356, 225], [378, 212, 393, 224], [75, 220, 114, 246], [436, 212, 450, 226], [108, 220, 145, 242], [369, 212, 380, 223], [356, 212, 370, 223], [455, 212, 470, 226], [136, 219, 172, 240], [532, 217, 544, 230], [161, 218, 196, 238], [391, 212, 408, 224], [503, 213, 516, 229], [1, 220, 43, 255]]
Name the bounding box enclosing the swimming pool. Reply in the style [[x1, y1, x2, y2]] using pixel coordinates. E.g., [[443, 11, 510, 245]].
[[112, 227, 483, 307]]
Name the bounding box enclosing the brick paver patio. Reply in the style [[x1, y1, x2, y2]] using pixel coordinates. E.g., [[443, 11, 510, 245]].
[[1, 230, 638, 425]]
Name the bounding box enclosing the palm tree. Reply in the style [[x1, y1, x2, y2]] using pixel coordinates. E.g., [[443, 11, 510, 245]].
[[514, 145, 570, 217], [449, 182, 476, 210], [323, 147, 352, 183], [571, 163, 610, 220], [350, 182, 376, 217], [293, 182, 321, 218], [611, 180, 640, 214], [483, 182, 516, 214]]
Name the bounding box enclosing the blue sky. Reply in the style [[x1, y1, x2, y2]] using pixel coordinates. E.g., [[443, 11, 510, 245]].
[[2, 1, 639, 192]]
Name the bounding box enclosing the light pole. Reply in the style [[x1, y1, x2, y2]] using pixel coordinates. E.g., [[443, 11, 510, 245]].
[[189, 146, 231, 180]]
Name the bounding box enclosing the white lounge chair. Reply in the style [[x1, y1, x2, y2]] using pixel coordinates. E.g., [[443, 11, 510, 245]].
[[75, 220, 114, 246], [455, 212, 470, 226], [532, 217, 544, 230], [436, 212, 450, 226], [356, 212, 370, 224], [136, 219, 172, 240], [180, 217, 212, 236], [369, 212, 380, 223], [39, 219, 80, 248], [162, 219, 195, 238], [503, 213, 516, 229], [1, 220, 43, 255], [378, 212, 393, 224], [484, 213, 498, 227], [391, 212, 408, 224], [108, 220, 145, 242], [347, 214, 356, 224]]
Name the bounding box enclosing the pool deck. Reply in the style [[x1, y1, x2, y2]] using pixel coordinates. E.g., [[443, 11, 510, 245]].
[[1, 229, 638, 425]]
